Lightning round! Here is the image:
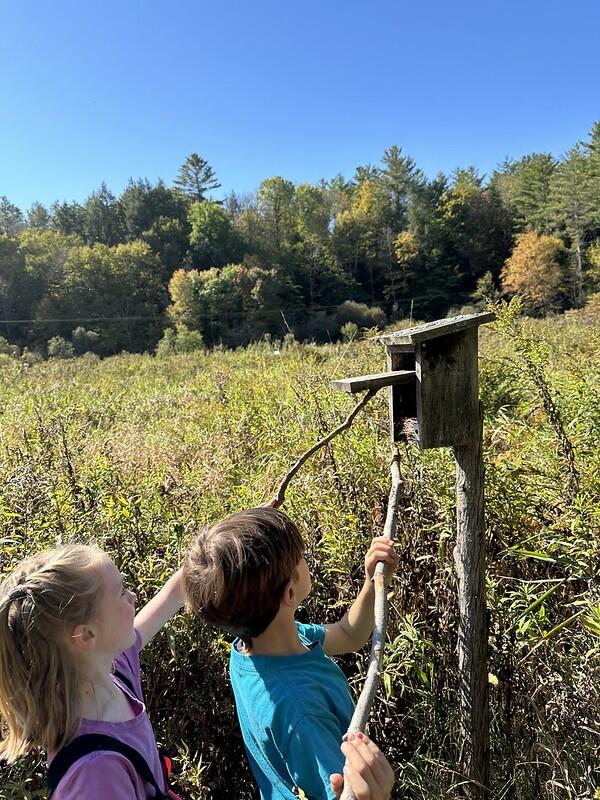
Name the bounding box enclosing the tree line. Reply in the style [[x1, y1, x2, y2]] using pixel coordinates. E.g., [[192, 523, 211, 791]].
[[1, 126, 600, 358]]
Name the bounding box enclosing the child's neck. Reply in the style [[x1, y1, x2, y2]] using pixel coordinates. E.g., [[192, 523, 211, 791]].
[[78, 652, 136, 722], [246, 611, 307, 656]]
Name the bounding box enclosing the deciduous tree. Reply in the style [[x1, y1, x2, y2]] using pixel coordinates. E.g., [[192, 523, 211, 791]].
[[501, 231, 568, 314]]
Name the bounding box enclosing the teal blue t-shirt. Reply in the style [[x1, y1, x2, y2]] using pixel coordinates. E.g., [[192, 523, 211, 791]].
[[229, 621, 355, 800]]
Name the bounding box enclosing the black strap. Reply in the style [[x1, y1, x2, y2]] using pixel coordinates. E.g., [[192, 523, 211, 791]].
[[113, 668, 137, 698], [47, 733, 166, 798]]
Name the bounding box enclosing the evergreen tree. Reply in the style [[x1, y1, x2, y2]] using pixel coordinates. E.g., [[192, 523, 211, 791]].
[[27, 202, 52, 230], [512, 154, 556, 233], [0, 197, 24, 236], [380, 145, 426, 230], [83, 183, 125, 246], [174, 153, 221, 202], [51, 200, 87, 238], [120, 178, 187, 241], [550, 144, 597, 305]]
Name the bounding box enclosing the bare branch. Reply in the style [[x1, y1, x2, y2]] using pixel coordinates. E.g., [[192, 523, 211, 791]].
[[267, 389, 378, 508]]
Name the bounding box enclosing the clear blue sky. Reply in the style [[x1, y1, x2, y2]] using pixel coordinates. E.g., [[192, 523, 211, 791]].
[[1, 0, 599, 211]]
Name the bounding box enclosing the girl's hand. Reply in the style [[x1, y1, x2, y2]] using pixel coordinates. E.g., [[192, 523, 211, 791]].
[[364, 537, 399, 586], [330, 732, 395, 800]]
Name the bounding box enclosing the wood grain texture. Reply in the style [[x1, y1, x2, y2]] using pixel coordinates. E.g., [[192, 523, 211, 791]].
[[416, 327, 478, 449], [453, 406, 490, 799], [376, 311, 495, 345], [331, 369, 416, 394]]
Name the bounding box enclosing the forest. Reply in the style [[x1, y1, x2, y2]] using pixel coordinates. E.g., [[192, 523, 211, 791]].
[[1, 122, 600, 358]]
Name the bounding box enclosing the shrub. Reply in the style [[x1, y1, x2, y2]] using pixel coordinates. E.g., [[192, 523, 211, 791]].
[[72, 326, 100, 354], [340, 321, 359, 341], [47, 336, 75, 359], [156, 325, 204, 356], [0, 336, 20, 357], [334, 300, 386, 330]]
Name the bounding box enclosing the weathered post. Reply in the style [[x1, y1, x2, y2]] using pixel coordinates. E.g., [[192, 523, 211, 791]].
[[333, 312, 493, 798], [453, 401, 488, 797], [377, 313, 493, 799]]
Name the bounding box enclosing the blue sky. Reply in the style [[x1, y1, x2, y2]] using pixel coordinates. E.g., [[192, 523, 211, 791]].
[[1, 0, 599, 211]]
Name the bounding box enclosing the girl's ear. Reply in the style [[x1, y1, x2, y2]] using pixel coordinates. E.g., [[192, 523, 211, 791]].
[[69, 624, 96, 651]]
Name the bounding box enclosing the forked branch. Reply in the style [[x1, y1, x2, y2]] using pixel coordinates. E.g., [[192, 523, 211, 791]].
[[269, 389, 378, 508]]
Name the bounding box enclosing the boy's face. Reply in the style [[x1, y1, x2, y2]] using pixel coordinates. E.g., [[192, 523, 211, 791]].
[[292, 556, 312, 605]]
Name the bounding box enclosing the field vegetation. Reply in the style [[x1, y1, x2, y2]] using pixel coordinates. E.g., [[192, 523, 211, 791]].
[[0, 303, 599, 799]]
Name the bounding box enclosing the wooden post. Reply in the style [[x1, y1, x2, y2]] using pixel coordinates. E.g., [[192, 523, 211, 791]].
[[335, 313, 494, 797], [453, 404, 489, 799], [377, 314, 493, 796]]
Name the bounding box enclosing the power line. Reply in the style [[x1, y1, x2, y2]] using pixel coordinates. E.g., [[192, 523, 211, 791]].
[[0, 291, 474, 326]]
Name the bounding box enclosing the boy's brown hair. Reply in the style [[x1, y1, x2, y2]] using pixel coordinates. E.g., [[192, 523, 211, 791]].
[[183, 507, 304, 644]]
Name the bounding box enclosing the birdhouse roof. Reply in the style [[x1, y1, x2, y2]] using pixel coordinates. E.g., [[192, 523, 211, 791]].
[[375, 312, 495, 346]]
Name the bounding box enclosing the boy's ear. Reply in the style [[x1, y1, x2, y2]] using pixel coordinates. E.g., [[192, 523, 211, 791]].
[[281, 568, 300, 608], [69, 623, 96, 651]]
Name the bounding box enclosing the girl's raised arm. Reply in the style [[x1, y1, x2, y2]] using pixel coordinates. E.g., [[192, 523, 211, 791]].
[[134, 568, 185, 648]]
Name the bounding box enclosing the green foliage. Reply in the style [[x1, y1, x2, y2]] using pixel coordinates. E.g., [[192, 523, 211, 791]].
[[340, 321, 358, 341], [334, 300, 386, 330], [187, 201, 241, 268], [174, 153, 221, 202], [167, 262, 298, 347], [0, 196, 24, 236], [71, 326, 100, 355], [155, 326, 204, 356], [46, 336, 75, 359], [35, 241, 165, 354], [83, 182, 125, 246], [0, 336, 20, 357]]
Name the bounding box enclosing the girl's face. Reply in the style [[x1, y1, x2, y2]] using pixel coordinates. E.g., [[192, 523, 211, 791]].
[[91, 558, 137, 655]]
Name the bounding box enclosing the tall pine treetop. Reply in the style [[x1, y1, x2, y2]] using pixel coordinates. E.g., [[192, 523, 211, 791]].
[[174, 153, 221, 202]]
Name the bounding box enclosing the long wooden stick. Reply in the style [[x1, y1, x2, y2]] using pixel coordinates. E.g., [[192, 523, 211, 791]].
[[340, 447, 402, 800], [269, 389, 378, 508]]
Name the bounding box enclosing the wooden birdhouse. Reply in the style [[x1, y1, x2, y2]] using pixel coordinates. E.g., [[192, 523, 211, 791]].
[[332, 312, 495, 450]]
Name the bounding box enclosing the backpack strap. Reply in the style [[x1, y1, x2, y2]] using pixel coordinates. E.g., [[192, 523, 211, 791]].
[[113, 668, 138, 698], [47, 733, 166, 798]]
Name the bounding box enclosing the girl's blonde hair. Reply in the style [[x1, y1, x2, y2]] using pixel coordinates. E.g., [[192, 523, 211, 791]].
[[0, 543, 107, 761]]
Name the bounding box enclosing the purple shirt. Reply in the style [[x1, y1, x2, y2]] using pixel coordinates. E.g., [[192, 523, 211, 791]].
[[49, 630, 166, 799]]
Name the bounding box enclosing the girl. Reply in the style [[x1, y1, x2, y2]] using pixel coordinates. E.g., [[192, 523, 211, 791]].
[[0, 543, 185, 798]]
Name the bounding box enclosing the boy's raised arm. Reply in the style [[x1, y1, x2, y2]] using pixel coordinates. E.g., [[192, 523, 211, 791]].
[[324, 538, 398, 657], [134, 568, 186, 648]]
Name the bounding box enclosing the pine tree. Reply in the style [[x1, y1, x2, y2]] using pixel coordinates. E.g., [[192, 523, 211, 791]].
[[174, 153, 221, 202], [550, 144, 597, 305]]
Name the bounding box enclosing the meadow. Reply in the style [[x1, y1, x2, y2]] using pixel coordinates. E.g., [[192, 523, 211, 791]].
[[0, 304, 599, 799]]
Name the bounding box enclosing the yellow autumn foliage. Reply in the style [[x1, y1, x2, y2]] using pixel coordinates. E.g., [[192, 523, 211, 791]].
[[500, 231, 567, 314]]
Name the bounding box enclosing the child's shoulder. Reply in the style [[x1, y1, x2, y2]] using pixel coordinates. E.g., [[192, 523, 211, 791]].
[[50, 751, 142, 800], [295, 620, 325, 647]]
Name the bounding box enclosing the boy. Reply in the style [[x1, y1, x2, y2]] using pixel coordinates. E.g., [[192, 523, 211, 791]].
[[183, 507, 398, 800]]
